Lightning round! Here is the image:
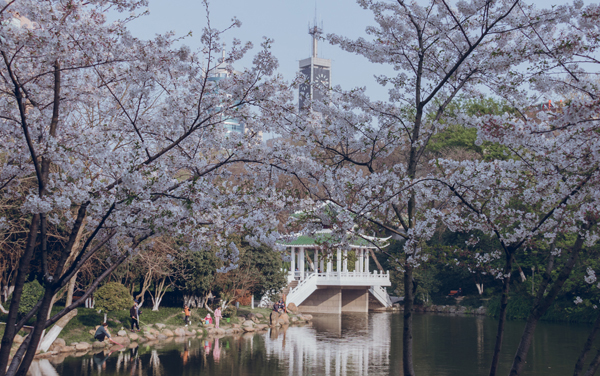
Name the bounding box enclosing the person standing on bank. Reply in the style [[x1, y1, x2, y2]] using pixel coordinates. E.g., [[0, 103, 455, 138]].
[[130, 302, 140, 332], [183, 305, 191, 326], [214, 306, 222, 329]]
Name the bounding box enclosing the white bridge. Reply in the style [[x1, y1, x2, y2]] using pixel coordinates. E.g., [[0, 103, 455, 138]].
[[281, 231, 393, 314]]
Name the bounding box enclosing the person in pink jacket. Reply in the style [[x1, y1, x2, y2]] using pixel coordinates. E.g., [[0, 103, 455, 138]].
[[214, 307, 222, 329]]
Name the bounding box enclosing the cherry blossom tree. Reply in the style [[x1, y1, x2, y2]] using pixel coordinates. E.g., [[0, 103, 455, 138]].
[[429, 3, 600, 375], [0, 1, 292, 375], [273, 1, 559, 374]]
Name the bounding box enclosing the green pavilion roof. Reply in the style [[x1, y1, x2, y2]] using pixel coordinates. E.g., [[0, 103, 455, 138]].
[[279, 231, 390, 249]]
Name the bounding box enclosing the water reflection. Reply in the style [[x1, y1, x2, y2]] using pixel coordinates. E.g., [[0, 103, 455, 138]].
[[31, 312, 595, 376]]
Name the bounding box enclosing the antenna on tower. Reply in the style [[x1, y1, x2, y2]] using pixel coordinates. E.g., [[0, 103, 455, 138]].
[[308, 4, 323, 58]]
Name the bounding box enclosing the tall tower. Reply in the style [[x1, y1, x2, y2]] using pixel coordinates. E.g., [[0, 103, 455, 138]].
[[299, 18, 332, 110]]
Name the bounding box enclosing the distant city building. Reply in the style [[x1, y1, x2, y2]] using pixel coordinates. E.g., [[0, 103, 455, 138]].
[[299, 20, 331, 110], [208, 55, 246, 135]]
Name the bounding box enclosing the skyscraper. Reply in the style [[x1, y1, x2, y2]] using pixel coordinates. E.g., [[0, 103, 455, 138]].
[[208, 54, 245, 135], [299, 20, 331, 110]]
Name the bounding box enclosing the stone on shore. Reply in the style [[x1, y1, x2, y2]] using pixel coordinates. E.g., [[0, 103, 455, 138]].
[[60, 346, 76, 353], [242, 320, 254, 327], [75, 342, 91, 351], [287, 303, 298, 314], [278, 313, 289, 325], [255, 313, 264, 319], [92, 341, 106, 348], [129, 333, 139, 341], [269, 311, 279, 326], [174, 328, 186, 337], [162, 329, 174, 337], [117, 330, 127, 337], [155, 323, 166, 329]]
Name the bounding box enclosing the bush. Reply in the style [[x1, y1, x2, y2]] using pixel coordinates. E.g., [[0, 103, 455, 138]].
[[222, 305, 237, 318], [95, 282, 131, 312], [19, 280, 45, 315]]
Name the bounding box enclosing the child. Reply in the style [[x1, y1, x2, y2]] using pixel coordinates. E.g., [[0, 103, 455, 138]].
[[214, 307, 222, 329], [182, 305, 191, 326], [204, 313, 213, 325]]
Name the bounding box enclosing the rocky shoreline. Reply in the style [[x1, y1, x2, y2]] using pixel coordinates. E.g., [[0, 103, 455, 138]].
[[396, 303, 487, 316], [18, 311, 314, 360]]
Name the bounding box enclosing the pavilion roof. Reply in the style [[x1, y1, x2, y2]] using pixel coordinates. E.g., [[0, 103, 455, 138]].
[[279, 230, 391, 249]]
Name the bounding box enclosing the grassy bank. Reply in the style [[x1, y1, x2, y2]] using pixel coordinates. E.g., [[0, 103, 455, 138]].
[[1, 304, 277, 346]]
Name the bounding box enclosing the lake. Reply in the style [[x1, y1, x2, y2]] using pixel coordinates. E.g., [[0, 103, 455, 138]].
[[30, 312, 596, 376]]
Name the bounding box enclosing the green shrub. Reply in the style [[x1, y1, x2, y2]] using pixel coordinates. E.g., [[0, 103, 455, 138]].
[[19, 280, 45, 315], [487, 294, 533, 320], [222, 305, 237, 318], [95, 282, 131, 312]]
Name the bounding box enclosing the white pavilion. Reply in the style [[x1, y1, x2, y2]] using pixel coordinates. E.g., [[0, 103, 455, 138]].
[[281, 230, 392, 314]]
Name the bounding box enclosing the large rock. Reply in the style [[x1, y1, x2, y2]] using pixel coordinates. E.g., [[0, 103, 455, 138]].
[[75, 342, 91, 351], [145, 334, 156, 341], [54, 338, 66, 348], [117, 330, 127, 337], [269, 311, 279, 326], [300, 314, 313, 321], [155, 323, 166, 329], [242, 326, 256, 332], [174, 328, 186, 337], [242, 320, 254, 327], [162, 329, 174, 337], [255, 313, 264, 319], [60, 346, 76, 353], [113, 336, 130, 345], [129, 333, 139, 341], [92, 341, 106, 348], [287, 303, 299, 314], [278, 313, 289, 325]]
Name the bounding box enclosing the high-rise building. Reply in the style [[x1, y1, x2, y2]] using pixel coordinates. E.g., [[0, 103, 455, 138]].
[[208, 54, 245, 135], [299, 20, 331, 110]]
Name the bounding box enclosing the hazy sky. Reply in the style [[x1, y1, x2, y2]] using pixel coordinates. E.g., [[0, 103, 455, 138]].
[[126, 0, 575, 103]]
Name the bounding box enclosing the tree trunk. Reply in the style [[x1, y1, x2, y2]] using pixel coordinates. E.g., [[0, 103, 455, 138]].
[[403, 264, 416, 376], [583, 350, 600, 376], [0, 214, 39, 376], [150, 277, 169, 311], [489, 252, 513, 376], [574, 312, 600, 376], [510, 231, 586, 376], [476, 283, 483, 295], [65, 271, 78, 307], [12, 287, 54, 376]]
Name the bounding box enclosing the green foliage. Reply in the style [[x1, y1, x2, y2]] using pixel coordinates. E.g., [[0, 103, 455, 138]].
[[175, 249, 218, 295], [222, 305, 237, 318], [487, 294, 533, 321], [19, 280, 44, 315], [239, 243, 287, 296], [95, 282, 131, 312], [428, 97, 515, 161]]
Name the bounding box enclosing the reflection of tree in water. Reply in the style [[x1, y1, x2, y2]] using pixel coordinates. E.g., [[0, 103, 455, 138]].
[[148, 350, 163, 376]]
